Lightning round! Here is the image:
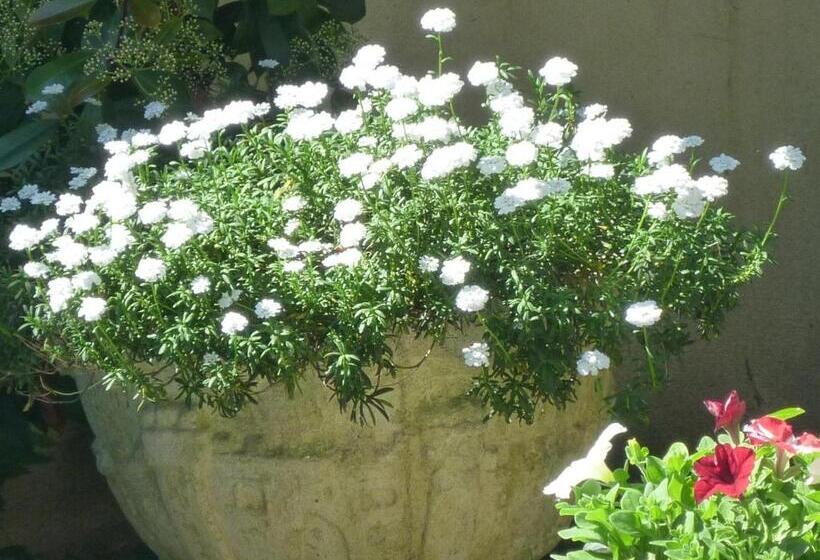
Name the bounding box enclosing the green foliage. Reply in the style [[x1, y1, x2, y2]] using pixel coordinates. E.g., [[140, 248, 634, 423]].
[[12, 40, 778, 422], [552, 437, 819, 559], [0, 0, 363, 401]]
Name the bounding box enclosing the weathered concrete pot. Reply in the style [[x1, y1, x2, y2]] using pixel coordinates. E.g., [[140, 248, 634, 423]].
[[76, 334, 611, 560]]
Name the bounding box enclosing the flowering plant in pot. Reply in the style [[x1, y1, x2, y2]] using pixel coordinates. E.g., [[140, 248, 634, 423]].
[[7, 6, 803, 423], [546, 392, 819, 558]]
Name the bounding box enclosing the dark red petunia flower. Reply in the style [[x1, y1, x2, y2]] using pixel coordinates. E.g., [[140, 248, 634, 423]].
[[693, 443, 756, 504], [704, 390, 746, 432]]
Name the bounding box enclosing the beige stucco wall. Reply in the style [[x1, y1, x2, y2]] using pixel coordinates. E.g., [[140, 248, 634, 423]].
[[357, 1, 820, 448]]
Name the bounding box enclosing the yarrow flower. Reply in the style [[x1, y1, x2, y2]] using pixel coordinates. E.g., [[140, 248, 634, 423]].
[[78, 297, 107, 322], [538, 57, 578, 86], [625, 300, 662, 328], [144, 101, 167, 120], [1, 197, 21, 213], [254, 298, 283, 319], [26, 100, 48, 114], [221, 311, 248, 335], [418, 255, 440, 272], [417, 73, 464, 107], [41, 83, 64, 95], [440, 256, 470, 286], [769, 145, 805, 171], [467, 61, 498, 87], [421, 142, 476, 180], [420, 8, 456, 33], [274, 81, 328, 110], [709, 153, 740, 174], [333, 199, 363, 223], [258, 59, 279, 69], [462, 342, 490, 368], [135, 257, 166, 283], [455, 285, 489, 312], [576, 350, 610, 376], [190, 276, 211, 294]]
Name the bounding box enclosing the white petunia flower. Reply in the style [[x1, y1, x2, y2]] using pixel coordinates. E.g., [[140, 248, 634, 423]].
[[440, 256, 470, 286], [538, 56, 578, 86], [418, 255, 440, 272], [455, 285, 489, 312], [576, 350, 610, 376], [709, 153, 740, 174], [190, 275, 211, 294], [625, 300, 662, 328], [505, 141, 538, 167], [135, 257, 166, 283], [467, 61, 498, 87], [144, 101, 167, 120], [340, 222, 367, 248], [543, 423, 627, 500], [462, 342, 490, 367], [420, 7, 456, 32], [1, 197, 20, 213], [78, 297, 106, 321], [254, 298, 283, 319], [769, 145, 805, 171], [333, 198, 363, 222], [220, 311, 248, 335]]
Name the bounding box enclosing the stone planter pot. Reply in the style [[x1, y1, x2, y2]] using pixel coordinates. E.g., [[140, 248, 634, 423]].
[[76, 334, 611, 560]]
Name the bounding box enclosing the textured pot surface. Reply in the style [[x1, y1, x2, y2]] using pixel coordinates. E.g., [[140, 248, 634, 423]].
[[77, 334, 611, 560]]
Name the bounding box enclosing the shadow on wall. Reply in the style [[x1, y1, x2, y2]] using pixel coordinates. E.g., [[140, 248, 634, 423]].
[[0, 395, 150, 560], [357, 0, 820, 450]]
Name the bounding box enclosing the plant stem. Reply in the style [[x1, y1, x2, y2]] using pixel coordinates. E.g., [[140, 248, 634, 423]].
[[660, 202, 710, 304], [642, 328, 658, 388], [761, 171, 791, 248]]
